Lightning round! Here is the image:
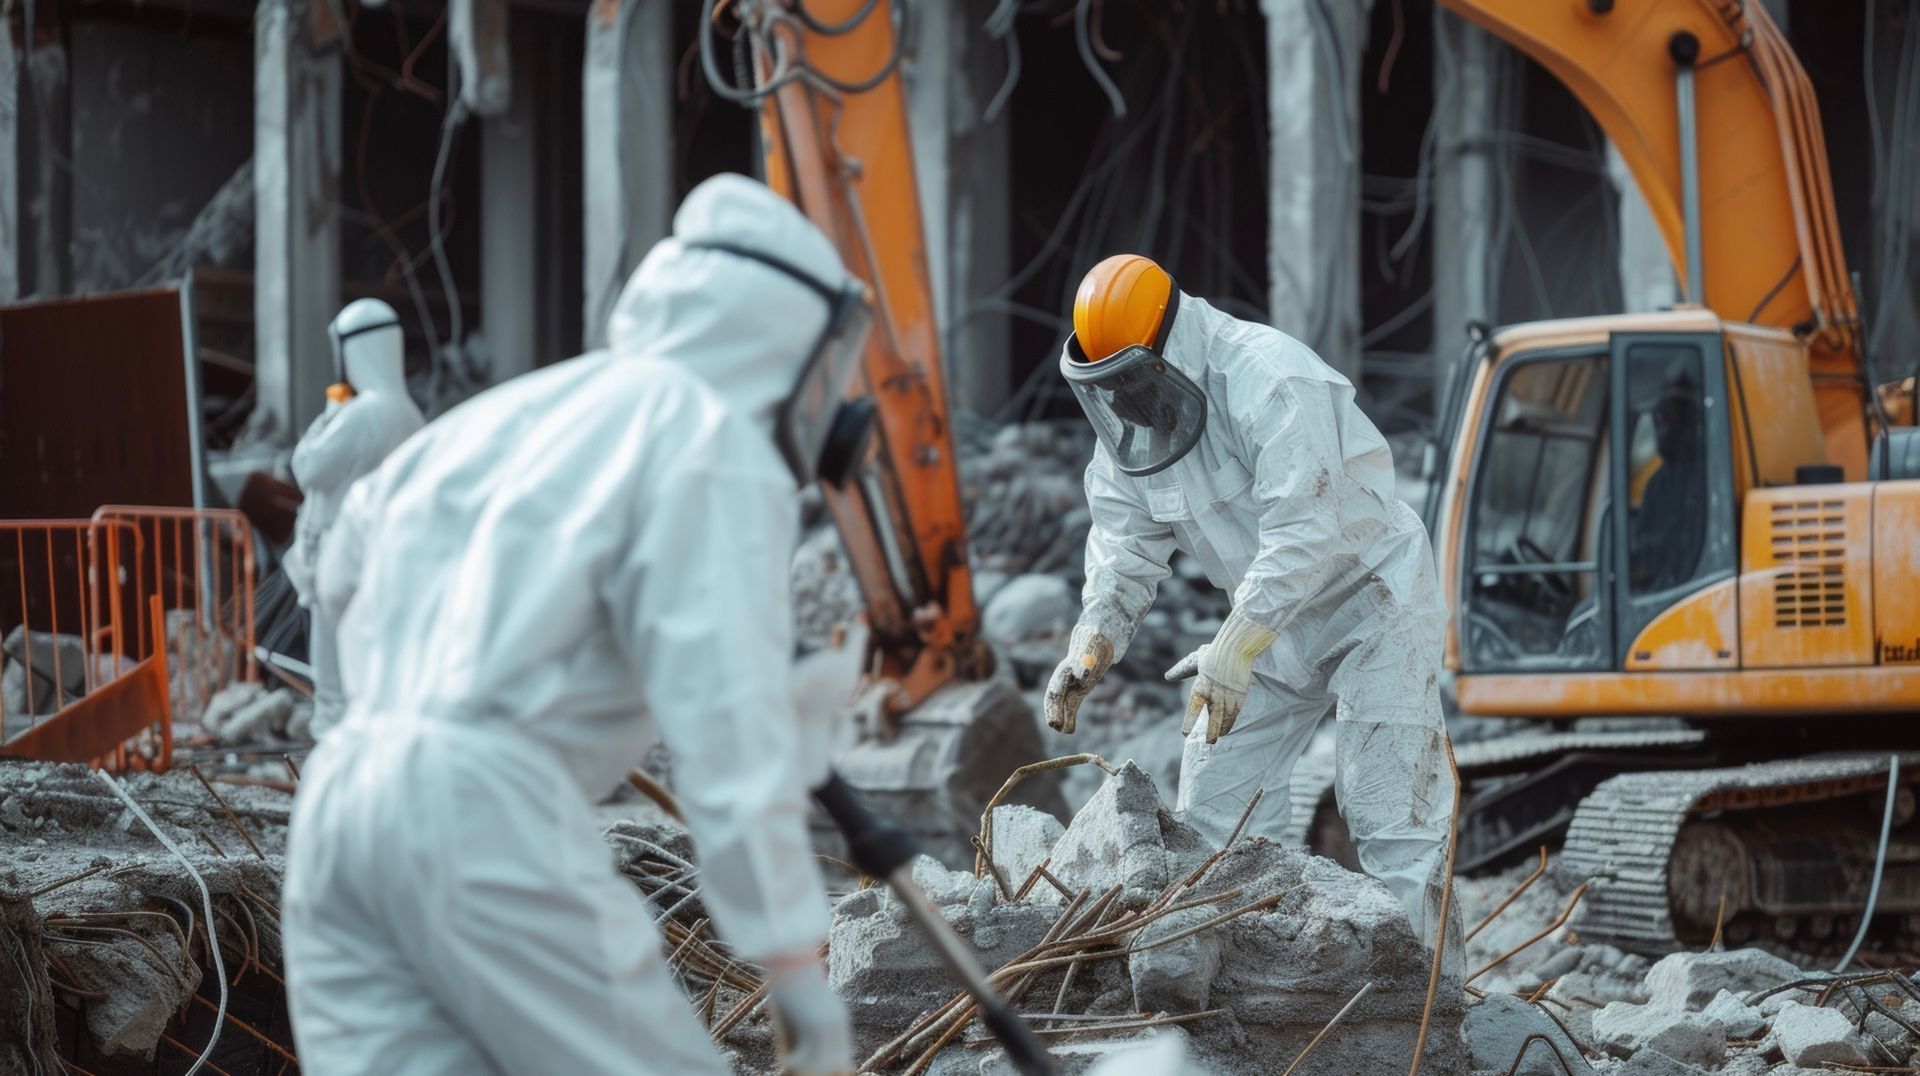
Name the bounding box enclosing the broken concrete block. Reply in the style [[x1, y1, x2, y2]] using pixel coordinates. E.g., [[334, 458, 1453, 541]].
[[1863, 1010, 1916, 1060], [3, 658, 65, 721], [987, 804, 1064, 897], [1613, 1049, 1714, 1075], [201, 681, 266, 738], [1047, 762, 1211, 909], [1772, 1000, 1869, 1067], [3, 626, 88, 693], [1462, 993, 1594, 1075], [912, 854, 990, 908], [220, 688, 296, 744], [1643, 947, 1801, 1010], [1591, 1002, 1726, 1068], [829, 880, 1055, 1060], [1703, 988, 1767, 1039], [1180, 841, 1466, 1075], [1128, 904, 1225, 1015]]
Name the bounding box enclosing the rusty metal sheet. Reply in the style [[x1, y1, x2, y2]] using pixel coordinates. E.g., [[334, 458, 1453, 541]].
[[0, 287, 199, 519]]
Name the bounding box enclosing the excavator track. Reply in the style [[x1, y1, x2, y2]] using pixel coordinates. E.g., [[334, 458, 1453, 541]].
[[1564, 754, 1920, 955]]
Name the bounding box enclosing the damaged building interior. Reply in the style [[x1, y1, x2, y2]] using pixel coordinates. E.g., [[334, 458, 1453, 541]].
[[6, 0, 1920, 1073]]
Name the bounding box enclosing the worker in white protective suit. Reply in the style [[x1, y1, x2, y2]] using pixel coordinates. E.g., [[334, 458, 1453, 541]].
[[1043, 254, 1457, 947], [284, 298, 425, 740], [282, 174, 872, 1075]]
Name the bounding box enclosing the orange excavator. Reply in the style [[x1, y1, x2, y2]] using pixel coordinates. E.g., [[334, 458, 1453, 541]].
[[697, 0, 1059, 864], [1419, 0, 1920, 954]]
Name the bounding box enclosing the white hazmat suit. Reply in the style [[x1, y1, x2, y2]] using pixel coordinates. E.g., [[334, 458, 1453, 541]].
[[285, 299, 425, 739], [1057, 293, 1456, 945], [283, 175, 853, 1074]]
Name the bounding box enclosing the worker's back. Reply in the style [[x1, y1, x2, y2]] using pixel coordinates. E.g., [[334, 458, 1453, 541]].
[[317, 176, 850, 804], [327, 345, 793, 800]]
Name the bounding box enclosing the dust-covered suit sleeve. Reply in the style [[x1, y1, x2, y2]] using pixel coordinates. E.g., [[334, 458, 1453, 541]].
[[603, 456, 828, 964], [1225, 376, 1374, 635], [314, 478, 374, 627], [1079, 444, 1178, 658]]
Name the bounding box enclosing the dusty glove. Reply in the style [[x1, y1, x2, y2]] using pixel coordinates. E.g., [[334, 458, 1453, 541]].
[[1044, 622, 1117, 735], [767, 959, 853, 1075], [1164, 610, 1278, 743]]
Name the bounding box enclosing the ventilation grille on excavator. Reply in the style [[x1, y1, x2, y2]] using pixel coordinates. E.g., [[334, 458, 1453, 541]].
[[1771, 500, 1848, 628]]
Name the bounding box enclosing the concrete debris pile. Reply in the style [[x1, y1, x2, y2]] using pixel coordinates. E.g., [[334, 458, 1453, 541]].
[[831, 763, 1464, 1075], [0, 760, 293, 1073], [200, 681, 313, 747], [1456, 934, 1920, 1075]]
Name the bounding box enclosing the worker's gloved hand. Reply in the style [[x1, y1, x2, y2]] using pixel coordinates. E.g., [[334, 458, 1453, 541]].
[[766, 958, 854, 1076], [1165, 610, 1278, 744], [1044, 623, 1117, 735]]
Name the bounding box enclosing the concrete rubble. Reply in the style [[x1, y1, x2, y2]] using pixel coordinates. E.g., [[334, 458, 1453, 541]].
[[1, 760, 292, 1072], [1462, 993, 1594, 1074], [827, 763, 1465, 1075], [1767, 1001, 1868, 1067]]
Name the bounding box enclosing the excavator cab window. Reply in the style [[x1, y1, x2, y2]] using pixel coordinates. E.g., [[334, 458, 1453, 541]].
[[1608, 334, 1737, 658], [1462, 351, 1612, 671]]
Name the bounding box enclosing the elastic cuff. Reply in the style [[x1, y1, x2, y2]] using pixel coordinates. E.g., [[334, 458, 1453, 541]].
[[1216, 608, 1279, 663], [1077, 600, 1138, 662]]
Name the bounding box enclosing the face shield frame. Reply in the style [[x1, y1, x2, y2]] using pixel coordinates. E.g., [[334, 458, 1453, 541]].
[[328, 314, 402, 391], [681, 239, 876, 487], [1060, 336, 1208, 478]]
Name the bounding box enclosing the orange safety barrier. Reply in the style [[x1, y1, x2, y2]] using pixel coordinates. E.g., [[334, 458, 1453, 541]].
[[0, 508, 259, 772]]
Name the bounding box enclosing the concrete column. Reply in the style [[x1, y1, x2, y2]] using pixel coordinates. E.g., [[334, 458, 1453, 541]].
[[905, 0, 1012, 414], [253, 0, 341, 441], [1429, 10, 1498, 397], [1607, 142, 1679, 313], [11, 3, 71, 300], [481, 23, 538, 381], [581, 0, 671, 349], [0, 31, 18, 303], [1261, 0, 1370, 382]]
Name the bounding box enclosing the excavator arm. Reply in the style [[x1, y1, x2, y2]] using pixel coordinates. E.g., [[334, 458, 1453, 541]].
[[1438, 0, 1875, 474], [709, 0, 985, 716]]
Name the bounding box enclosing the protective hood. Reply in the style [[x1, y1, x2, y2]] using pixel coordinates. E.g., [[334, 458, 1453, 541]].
[[330, 299, 409, 396], [607, 174, 852, 434]]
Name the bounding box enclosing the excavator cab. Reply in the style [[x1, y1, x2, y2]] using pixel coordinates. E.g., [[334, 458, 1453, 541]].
[[1451, 317, 1737, 678]]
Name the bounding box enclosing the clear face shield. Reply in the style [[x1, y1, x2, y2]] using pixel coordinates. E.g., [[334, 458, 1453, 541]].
[[681, 240, 876, 487], [1060, 339, 1208, 477]]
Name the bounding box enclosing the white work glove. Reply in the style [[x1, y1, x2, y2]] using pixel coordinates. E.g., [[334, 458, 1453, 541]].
[[1164, 610, 1278, 744], [1043, 622, 1116, 734], [766, 959, 854, 1076]]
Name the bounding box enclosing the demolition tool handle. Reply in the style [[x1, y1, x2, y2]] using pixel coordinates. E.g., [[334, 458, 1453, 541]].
[[812, 772, 1059, 1076]]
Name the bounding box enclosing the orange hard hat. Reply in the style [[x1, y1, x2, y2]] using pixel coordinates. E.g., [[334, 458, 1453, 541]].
[[1072, 254, 1175, 362]]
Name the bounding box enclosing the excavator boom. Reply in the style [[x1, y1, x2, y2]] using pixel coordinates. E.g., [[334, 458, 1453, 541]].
[[1439, 0, 1873, 473], [733, 0, 984, 713]]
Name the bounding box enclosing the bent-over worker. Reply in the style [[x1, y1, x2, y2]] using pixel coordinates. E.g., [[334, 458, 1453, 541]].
[[1044, 253, 1456, 946], [282, 175, 868, 1075]]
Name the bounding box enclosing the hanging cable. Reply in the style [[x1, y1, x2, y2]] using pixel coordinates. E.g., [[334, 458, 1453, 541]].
[[800, 0, 913, 95], [1076, 0, 1126, 118], [1834, 755, 1900, 973], [97, 770, 226, 1076], [426, 45, 470, 409], [792, 0, 880, 35]]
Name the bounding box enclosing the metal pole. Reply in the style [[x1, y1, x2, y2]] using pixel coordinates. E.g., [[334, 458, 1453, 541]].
[[1670, 32, 1705, 304]]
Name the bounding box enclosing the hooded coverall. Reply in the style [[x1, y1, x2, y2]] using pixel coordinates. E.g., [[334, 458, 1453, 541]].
[[1074, 293, 1456, 944], [283, 175, 850, 1073]]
